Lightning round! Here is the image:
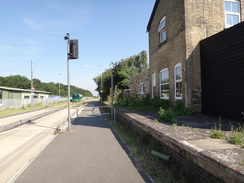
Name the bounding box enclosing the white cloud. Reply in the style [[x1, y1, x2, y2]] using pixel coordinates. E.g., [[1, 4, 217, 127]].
[[22, 17, 43, 30]]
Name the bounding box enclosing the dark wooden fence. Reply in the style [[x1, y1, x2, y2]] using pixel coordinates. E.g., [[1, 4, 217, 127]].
[[200, 22, 244, 121]]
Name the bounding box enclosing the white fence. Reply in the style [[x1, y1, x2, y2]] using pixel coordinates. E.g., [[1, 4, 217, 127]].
[[0, 98, 68, 110]]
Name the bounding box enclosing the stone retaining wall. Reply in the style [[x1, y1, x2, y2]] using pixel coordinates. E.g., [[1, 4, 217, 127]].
[[112, 107, 244, 183]]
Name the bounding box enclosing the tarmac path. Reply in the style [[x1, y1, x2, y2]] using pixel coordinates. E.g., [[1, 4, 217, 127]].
[[14, 101, 149, 183], [0, 108, 73, 183]]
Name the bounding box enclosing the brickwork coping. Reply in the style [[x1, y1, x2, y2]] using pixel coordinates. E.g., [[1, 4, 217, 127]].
[[113, 107, 244, 183]]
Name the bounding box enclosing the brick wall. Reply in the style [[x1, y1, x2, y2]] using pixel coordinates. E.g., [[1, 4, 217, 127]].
[[148, 0, 186, 103], [148, 0, 244, 112], [130, 69, 149, 96]]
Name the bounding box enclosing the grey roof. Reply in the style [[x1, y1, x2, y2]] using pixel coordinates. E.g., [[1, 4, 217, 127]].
[[0, 86, 51, 94]]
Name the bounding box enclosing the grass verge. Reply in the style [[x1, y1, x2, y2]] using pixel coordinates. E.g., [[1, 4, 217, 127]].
[[0, 101, 68, 117]]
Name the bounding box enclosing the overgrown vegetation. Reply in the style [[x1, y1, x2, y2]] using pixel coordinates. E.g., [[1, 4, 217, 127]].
[[115, 94, 189, 123], [157, 107, 176, 123], [110, 119, 192, 183], [209, 122, 244, 148], [228, 123, 244, 147], [209, 124, 225, 139]]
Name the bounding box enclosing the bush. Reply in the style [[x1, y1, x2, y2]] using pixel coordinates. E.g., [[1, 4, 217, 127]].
[[115, 94, 189, 119], [173, 102, 189, 116], [157, 107, 176, 123], [150, 96, 172, 111]]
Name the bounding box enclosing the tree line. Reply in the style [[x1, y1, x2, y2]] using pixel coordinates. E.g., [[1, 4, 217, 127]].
[[93, 50, 148, 100], [0, 75, 93, 97]]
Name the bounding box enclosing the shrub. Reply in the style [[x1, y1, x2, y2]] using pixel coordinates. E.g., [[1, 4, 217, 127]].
[[158, 107, 176, 123], [173, 102, 189, 116], [150, 96, 172, 111]]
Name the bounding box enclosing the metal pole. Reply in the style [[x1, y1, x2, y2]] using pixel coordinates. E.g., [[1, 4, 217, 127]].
[[59, 73, 61, 97], [99, 65, 102, 105], [65, 32, 71, 131], [111, 73, 114, 106], [111, 73, 114, 121], [31, 61, 34, 110]]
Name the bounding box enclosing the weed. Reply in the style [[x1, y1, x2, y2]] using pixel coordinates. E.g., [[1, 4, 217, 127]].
[[183, 125, 199, 132], [228, 123, 244, 147], [193, 128, 199, 132], [153, 118, 159, 123], [209, 124, 225, 139], [171, 123, 178, 129]]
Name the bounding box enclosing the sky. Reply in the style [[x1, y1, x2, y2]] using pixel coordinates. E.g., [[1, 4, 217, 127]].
[[0, 0, 155, 96]]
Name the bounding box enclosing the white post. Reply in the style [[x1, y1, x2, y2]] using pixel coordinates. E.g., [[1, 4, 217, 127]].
[[31, 61, 34, 110]]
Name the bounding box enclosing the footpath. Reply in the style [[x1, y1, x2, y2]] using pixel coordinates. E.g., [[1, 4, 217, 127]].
[[14, 101, 150, 183]]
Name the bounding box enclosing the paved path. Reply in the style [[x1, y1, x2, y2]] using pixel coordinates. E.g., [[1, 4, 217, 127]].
[[14, 101, 150, 183]]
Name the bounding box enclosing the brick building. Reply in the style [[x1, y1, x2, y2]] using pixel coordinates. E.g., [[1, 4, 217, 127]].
[[130, 69, 149, 96], [147, 0, 244, 112]]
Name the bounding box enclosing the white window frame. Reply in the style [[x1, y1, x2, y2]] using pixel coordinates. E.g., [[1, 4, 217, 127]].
[[152, 73, 156, 99], [159, 68, 169, 99], [140, 83, 145, 94], [224, 0, 241, 28], [174, 63, 182, 100], [158, 16, 166, 43]]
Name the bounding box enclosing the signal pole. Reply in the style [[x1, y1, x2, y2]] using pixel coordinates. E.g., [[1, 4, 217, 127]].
[[64, 33, 79, 131], [64, 32, 71, 131]]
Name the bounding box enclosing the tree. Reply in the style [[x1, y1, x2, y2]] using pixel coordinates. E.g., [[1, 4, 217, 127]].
[[93, 50, 148, 100], [0, 75, 30, 89], [0, 75, 93, 97]]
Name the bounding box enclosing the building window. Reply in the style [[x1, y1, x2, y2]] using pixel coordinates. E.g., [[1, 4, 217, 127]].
[[160, 69, 169, 99], [140, 83, 145, 94], [158, 16, 166, 43], [224, 0, 241, 28], [152, 73, 156, 99], [174, 64, 182, 99]]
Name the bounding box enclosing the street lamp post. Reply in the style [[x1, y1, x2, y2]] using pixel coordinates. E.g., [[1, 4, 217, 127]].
[[59, 73, 61, 97], [99, 65, 103, 105]]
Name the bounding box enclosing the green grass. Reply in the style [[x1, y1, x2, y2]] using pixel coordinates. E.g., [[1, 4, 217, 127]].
[[0, 101, 68, 116], [228, 123, 244, 147], [209, 124, 225, 139]]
